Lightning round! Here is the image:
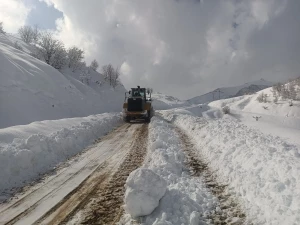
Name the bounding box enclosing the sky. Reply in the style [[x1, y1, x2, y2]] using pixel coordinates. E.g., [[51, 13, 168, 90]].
[[24, 0, 63, 30], [0, 0, 300, 99]]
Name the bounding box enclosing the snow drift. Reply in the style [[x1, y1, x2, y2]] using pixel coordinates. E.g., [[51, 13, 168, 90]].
[[0, 113, 122, 194]]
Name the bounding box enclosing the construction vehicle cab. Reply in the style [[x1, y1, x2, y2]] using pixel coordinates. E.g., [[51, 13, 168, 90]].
[[123, 86, 154, 123]]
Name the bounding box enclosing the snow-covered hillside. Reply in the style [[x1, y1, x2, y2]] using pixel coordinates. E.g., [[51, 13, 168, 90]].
[[0, 33, 126, 128], [187, 79, 273, 105], [208, 85, 300, 146]]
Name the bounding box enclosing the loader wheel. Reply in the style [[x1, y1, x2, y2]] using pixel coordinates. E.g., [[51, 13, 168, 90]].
[[124, 116, 130, 123], [145, 111, 151, 123], [145, 117, 150, 123]]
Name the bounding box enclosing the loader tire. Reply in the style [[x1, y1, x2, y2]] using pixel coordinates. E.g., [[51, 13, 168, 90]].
[[124, 116, 130, 123]]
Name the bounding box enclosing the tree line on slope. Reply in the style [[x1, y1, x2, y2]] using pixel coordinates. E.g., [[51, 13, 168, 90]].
[[0, 22, 120, 89], [257, 77, 300, 104]]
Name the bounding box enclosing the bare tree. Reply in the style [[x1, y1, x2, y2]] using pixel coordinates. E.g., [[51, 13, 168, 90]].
[[146, 88, 151, 94], [50, 45, 67, 69], [112, 67, 120, 88], [102, 64, 120, 88], [37, 31, 62, 65], [288, 82, 297, 100], [67, 46, 84, 72], [32, 24, 40, 44], [273, 95, 278, 103], [272, 83, 283, 94], [256, 92, 264, 103], [18, 26, 34, 43], [102, 64, 113, 84], [0, 22, 5, 34], [90, 59, 99, 71], [146, 88, 154, 94], [281, 86, 289, 99]]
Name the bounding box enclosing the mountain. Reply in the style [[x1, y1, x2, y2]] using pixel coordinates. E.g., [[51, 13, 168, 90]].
[[0, 33, 126, 128], [187, 79, 274, 105], [234, 84, 270, 97]]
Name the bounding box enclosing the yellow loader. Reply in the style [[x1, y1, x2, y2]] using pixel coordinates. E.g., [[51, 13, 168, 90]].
[[123, 86, 154, 123]]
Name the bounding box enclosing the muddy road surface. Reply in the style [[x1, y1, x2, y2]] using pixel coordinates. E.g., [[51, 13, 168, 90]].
[[0, 123, 148, 225]]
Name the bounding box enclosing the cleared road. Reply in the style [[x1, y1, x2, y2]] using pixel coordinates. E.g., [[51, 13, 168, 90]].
[[0, 123, 148, 225]]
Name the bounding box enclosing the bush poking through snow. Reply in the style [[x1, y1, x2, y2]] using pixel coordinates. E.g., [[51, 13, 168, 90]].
[[14, 41, 23, 51], [222, 105, 230, 114], [253, 116, 261, 121], [272, 79, 300, 101], [256, 92, 264, 103], [256, 92, 268, 103], [124, 168, 167, 218]]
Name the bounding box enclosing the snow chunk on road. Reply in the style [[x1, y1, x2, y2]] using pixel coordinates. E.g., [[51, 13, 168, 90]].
[[125, 168, 167, 218], [120, 117, 215, 225]]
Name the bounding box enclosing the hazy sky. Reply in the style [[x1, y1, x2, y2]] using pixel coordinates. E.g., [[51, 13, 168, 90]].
[[1, 0, 300, 99]]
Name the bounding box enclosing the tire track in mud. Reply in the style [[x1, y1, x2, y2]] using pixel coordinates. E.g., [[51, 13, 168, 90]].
[[175, 127, 247, 225], [1, 124, 133, 225], [79, 123, 148, 225], [40, 123, 148, 225], [1, 124, 131, 211]]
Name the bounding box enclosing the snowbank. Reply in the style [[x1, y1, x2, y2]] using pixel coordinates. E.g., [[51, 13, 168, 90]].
[[121, 117, 217, 225], [162, 112, 300, 224], [0, 113, 122, 193], [124, 168, 167, 218]]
